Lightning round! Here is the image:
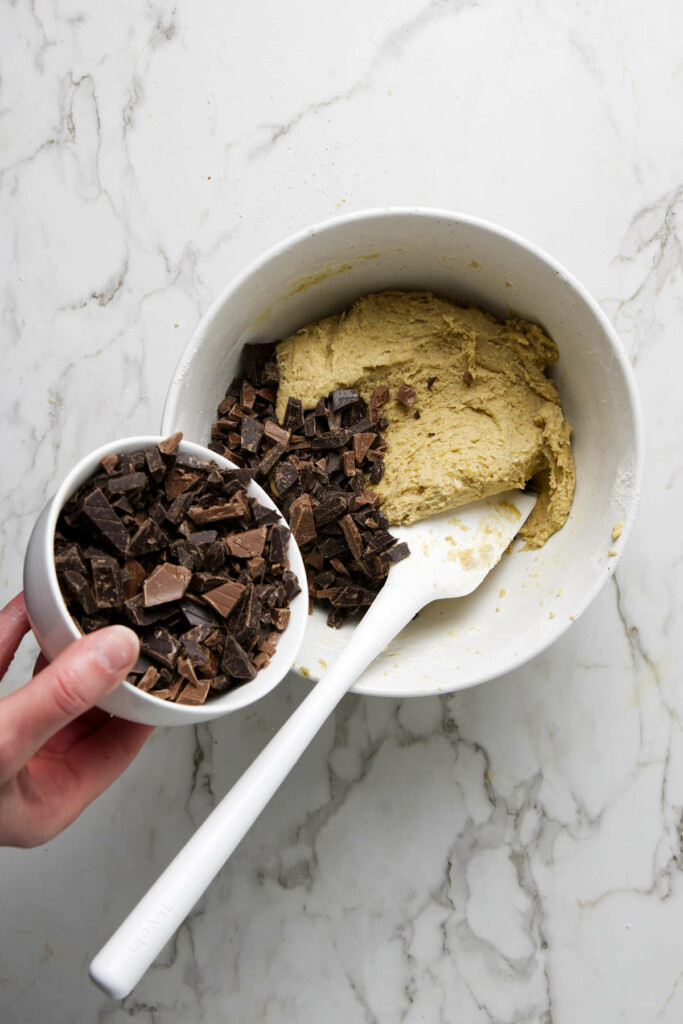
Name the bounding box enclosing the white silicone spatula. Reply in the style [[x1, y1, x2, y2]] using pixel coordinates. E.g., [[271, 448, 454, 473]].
[[90, 490, 535, 999]]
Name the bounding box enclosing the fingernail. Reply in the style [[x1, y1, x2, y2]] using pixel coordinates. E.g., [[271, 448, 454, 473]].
[[91, 625, 140, 672]]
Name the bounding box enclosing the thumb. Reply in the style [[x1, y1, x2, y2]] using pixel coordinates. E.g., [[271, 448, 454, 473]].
[[0, 626, 139, 780]]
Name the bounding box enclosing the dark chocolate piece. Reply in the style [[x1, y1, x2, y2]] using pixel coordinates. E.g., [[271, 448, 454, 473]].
[[61, 570, 97, 615], [82, 489, 130, 554], [158, 432, 182, 456], [221, 636, 257, 681], [240, 415, 264, 454], [91, 554, 123, 609], [128, 518, 168, 557]]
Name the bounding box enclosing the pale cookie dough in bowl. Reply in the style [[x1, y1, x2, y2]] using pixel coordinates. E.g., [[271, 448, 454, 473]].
[[162, 208, 644, 697]]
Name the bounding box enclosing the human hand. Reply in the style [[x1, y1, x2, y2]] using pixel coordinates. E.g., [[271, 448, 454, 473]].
[[0, 593, 154, 847]]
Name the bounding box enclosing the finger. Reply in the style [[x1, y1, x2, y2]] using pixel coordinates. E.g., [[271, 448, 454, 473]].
[[28, 719, 155, 841], [0, 594, 31, 678], [5, 719, 154, 847], [0, 625, 139, 778], [39, 709, 112, 758], [33, 654, 48, 676]]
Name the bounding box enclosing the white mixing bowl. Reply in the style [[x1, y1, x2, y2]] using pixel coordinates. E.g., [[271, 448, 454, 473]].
[[162, 208, 644, 697]]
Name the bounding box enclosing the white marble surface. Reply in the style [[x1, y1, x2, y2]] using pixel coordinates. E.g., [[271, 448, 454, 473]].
[[0, 0, 680, 1020]]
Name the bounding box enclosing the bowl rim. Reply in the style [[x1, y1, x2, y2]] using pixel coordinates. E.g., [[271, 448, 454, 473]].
[[161, 206, 645, 697], [39, 435, 309, 717]]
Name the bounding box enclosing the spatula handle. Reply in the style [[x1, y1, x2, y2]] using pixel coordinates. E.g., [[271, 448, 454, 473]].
[[89, 581, 421, 1000]]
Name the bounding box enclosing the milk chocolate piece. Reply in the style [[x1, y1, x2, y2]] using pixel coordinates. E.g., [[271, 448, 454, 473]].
[[396, 384, 417, 407], [137, 666, 160, 692], [188, 502, 243, 524], [340, 514, 363, 560], [83, 489, 130, 554], [176, 679, 211, 705], [101, 454, 120, 474], [204, 581, 245, 618], [370, 385, 390, 408], [289, 494, 316, 547], [158, 432, 182, 456], [143, 563, 192, 606], [225, 527, 267, 559]]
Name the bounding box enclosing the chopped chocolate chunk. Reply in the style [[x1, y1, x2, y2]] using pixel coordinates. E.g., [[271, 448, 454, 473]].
[[176, 679, 211, 705], [101, 454, 120, 475], [158, 432, 183, 456], [225, 527, 267, 559], [370, 385, 390, 408], [141, 627, 180, 669], [137, 666, 160, 692], [271, 607, 290, 630], [340, 514, 363, 560], [427, 376, 437, 389], [91, 554, 123, 609], [107, 471, 147, 496], [257, 443, 288, 477], [332, 388, 360, 411], [187, 502, 243, 524], [369, 459, 385, 484], [263, 420, 291, 445], [282, 397, 305, 431], [273, 462, 299, 496], [123, 558, 147, 600], [128, 518, 168, 557], [379, 542, 410, 567], [289, 494, 317, 547], [180, 598, 220, 629], [396, 384, 417, 407], [82, 489, 130, 554], [243, 342, 278, 386], [144, 446, 166, 482], [268, 523, 290, 565], [204, 581, 245, 618], [240, 415, 264, 454], [222, 635, 257, 680], [54, 543, 87, 576], [462, 370, 473, 385], [143, 563, 192, 607], [61, 570, 97, 615]]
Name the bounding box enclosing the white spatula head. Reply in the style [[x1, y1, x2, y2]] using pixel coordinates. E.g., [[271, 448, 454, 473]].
[[388, 490, 537, 602]]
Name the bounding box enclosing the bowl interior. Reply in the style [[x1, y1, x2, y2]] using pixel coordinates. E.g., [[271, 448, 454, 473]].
[[162, 209, 642, 697]]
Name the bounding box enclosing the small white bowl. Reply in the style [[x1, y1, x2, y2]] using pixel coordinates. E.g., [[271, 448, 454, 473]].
[[23, 436, 308, 726], [162, 207, 644, 698]]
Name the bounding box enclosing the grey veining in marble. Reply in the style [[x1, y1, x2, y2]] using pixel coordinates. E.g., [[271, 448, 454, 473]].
[[1, 0, 682, 1021]]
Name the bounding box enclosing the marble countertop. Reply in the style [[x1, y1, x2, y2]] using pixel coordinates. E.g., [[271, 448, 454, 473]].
[[1, 1, 680, 1021]]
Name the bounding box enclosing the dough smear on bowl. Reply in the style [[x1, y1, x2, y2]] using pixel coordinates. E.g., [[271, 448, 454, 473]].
[[275, 291, 575, 548]]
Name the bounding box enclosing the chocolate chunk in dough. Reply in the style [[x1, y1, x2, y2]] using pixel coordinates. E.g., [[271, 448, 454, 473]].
[[396, 384, 417, 407]]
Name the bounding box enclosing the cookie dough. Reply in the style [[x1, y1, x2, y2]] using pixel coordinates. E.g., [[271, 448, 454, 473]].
[[275, 291, 575, 548]]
